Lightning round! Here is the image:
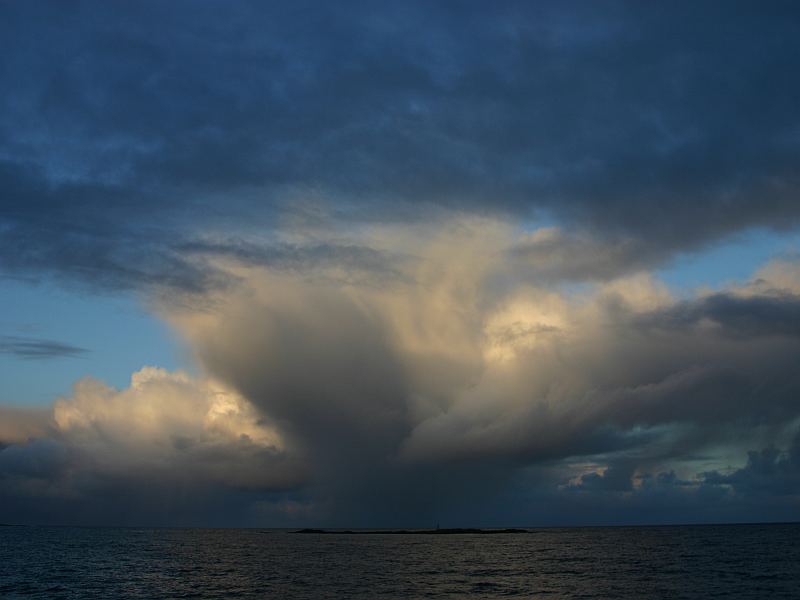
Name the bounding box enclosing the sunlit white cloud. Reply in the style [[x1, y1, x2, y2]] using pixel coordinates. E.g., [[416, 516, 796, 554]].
[[0, 367, 300, 504]]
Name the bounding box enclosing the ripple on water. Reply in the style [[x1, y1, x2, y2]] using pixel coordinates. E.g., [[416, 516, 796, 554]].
[[0, 524, 799, 599]]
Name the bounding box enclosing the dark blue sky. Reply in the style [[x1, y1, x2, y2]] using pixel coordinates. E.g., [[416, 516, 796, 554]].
[[1, 0, 800, 527]]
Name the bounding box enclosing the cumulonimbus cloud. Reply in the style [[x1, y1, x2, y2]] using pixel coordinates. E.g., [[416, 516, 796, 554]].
[[2, 1, 800, 526], [149, 219, 800, 521], [2, 218, 800, 524]]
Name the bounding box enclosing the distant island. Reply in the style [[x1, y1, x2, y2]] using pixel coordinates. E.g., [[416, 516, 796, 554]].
[[294, 528, 528, 535]]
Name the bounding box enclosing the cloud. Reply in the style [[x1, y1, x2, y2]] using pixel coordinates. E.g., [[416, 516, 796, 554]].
[[3, 225, 800, 524], [637, 292, 800, 340], [0, 335, 88, 359], [0, 367, 304, 525], [508, 227, 655, 282], [572, 462, 636, 493], [703, 433, 800, 497], [149, 223, 800, 522], [2, 219, 799, 525], [0, 406, 50, 444], [2, 1, 800, 524], [1, 2, 800, 291]]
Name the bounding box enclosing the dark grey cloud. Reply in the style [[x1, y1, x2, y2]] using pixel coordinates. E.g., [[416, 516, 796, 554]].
[[0, 160, 226, 292], [180, 239, 411, 286], [1, 1, 800, 289], [0, 335, 88, 360], [573, 462, 636, 492], [527, 434, 800, 526], [0, 436, 305, 526], [703, 433, 800, 496], [637, 292, 800, 339]]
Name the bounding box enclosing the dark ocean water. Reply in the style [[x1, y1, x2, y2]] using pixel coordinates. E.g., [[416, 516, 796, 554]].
[[1, 523, 798, 599]]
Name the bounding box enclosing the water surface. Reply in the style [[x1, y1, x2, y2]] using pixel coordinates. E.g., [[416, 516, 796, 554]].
[[1, 523, 797, 598]]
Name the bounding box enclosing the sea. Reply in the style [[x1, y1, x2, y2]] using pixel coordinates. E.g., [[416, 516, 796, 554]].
[[1, 523, 798, 598]]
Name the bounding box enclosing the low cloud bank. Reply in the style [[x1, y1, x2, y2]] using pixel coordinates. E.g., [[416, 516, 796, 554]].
[[0, 367, 302, 525]]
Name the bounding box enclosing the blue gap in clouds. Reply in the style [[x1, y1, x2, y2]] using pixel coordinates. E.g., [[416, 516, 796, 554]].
[[657, 228, 799, 294], [0, 279, 186, 406]]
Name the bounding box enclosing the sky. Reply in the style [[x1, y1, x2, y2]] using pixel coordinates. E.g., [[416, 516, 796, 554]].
[[1, 0, 800, 527]]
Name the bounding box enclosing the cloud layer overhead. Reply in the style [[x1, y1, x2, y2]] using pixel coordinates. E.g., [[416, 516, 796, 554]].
[[1, 1, 799, 526]]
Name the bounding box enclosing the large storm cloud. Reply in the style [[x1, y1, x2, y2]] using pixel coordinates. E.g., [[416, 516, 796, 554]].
[[3, 216, 800, 524], [1, 1, 800, 525]]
